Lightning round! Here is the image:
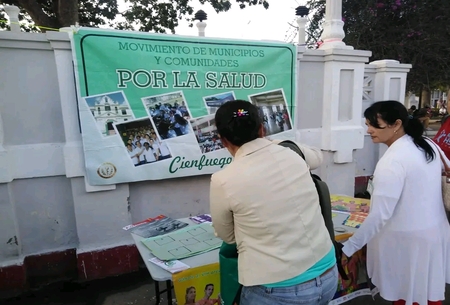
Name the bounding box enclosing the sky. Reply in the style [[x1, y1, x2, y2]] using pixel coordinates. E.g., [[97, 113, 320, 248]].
[[118, 0, 305, 42]]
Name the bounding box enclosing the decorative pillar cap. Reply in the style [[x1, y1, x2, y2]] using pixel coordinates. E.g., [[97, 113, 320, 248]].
[[4, 4, 20, 14], [194, 10, 208, 22], [295, 6, 309, 17]]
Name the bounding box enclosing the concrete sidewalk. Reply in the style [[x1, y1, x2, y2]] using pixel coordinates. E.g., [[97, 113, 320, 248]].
[[3, 266, 450, 305]]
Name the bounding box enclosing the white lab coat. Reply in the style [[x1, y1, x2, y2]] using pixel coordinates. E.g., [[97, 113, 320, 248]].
[[343, 135, 450, 304]]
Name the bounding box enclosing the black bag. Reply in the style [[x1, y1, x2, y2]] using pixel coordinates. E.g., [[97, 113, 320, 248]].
[[278, 140, 349, 280]]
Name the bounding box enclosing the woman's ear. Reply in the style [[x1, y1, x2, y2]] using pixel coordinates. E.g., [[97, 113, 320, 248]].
[[258, 123, 266, 138], [220, 137, 229, 148]]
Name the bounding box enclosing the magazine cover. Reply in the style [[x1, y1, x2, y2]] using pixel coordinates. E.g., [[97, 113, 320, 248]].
[[128, 215, 189, 238], [331, 195, 370, 213], [173, 263, 221, 305]]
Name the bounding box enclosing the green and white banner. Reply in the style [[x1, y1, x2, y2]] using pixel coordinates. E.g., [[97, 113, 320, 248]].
[[70, 28, 296, 185]]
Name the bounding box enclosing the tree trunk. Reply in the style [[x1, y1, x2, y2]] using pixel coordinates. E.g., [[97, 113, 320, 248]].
[[404, 91, 412, 108], [418, 86, 423, 109], [421, 87, 431, 108], [57, 0, 78, 27]]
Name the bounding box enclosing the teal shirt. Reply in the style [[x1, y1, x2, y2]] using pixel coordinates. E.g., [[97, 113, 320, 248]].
[[263, 246, 336, 288]]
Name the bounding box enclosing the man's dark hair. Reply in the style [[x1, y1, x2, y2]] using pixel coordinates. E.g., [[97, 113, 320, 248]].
[[204, 283, 214, 290], [214, 100, 262, 146]]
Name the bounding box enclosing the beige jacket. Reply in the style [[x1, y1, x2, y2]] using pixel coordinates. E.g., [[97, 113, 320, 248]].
[[210, 138, 332, 286]]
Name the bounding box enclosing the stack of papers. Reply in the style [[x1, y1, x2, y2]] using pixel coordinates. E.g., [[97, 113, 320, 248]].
[[148, 257, 190, 274]]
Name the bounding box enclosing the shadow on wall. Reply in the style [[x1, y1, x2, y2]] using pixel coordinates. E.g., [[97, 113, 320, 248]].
[[128, 174, 212, 222]]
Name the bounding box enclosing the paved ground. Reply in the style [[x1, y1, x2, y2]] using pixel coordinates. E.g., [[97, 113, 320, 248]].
[[3, 267, 164, 305], [3, 265, 450, 305], [427, 119, 442, 134], [2, 119, 446, 305]]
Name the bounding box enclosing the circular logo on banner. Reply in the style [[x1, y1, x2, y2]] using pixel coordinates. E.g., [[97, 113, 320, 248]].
[[97, 162, 117, 179]]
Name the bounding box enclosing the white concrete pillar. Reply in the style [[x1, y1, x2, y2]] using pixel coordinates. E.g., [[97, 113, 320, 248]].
[[367, 60, 412, 161], [47, 30, 116, 192], [293, 0, 375, 193], [296, 17, 307, 45], [46, 31, 85, 178], [319, 0, 351, 50], [0, 21, 11, 181], [196, 21, 207, 37], [0, 90, 6, 153], [320, 48, 372, 163], [371, 60, 412, 103], [293, 45, 307, 132], [4, 5, 20, 33], [45, 32, 133, 265], [295, 46, 371, 195], [362, 64, 376, 117], [0, 111, 9, 182]]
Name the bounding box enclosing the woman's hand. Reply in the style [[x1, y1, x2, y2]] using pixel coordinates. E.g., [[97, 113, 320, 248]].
[[335, 241, 351, 280], [341, 252, 350, 266], [338, 244, 352, 264]]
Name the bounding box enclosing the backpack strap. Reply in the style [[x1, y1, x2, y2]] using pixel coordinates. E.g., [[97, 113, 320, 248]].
[[278, 140, 349, 280], [278, 140, 305, 159]]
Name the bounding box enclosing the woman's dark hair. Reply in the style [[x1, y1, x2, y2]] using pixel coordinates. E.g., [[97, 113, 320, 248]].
[[174, 114, 188, 125], [364, 100, 435, 162], [143, 141, 153, 149], [215, 100, 262, 146], [157, 120, 171, 139]]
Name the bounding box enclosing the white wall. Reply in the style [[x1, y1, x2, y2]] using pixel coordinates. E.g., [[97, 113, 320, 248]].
[[0, 30, 410, 268], [355, 135, 379, 177], [0, 31, 212, 265]]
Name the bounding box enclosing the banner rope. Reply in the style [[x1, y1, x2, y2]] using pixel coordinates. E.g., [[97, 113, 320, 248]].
[[0, 19, 74, 32]]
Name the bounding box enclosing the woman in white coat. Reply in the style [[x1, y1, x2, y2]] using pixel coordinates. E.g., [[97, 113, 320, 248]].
[[341, 101, 450, 305]]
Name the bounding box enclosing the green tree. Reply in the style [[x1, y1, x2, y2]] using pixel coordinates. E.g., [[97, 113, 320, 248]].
[[0, 0, 269, 33], [306, 0, 450, 96]]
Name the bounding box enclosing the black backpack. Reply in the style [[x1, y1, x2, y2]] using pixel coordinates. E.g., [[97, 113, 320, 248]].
[[278, 140, 349, 280]]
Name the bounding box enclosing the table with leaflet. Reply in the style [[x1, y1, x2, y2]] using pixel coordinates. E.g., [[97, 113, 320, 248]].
[[132, 213, 358, 304]]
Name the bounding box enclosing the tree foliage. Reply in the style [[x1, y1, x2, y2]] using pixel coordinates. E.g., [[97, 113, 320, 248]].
[[0, 0, 269, 33], [306, 0, 450, 93]]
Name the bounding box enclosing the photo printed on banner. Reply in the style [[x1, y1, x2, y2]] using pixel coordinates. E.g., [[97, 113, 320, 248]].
[[203, 91, 236, 115], [142, 91, 193, 140], [249, 89, 292, 136], [114, 117, 173, 167], [190, 114, 225, 154], [84, 90, 134, 137]]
